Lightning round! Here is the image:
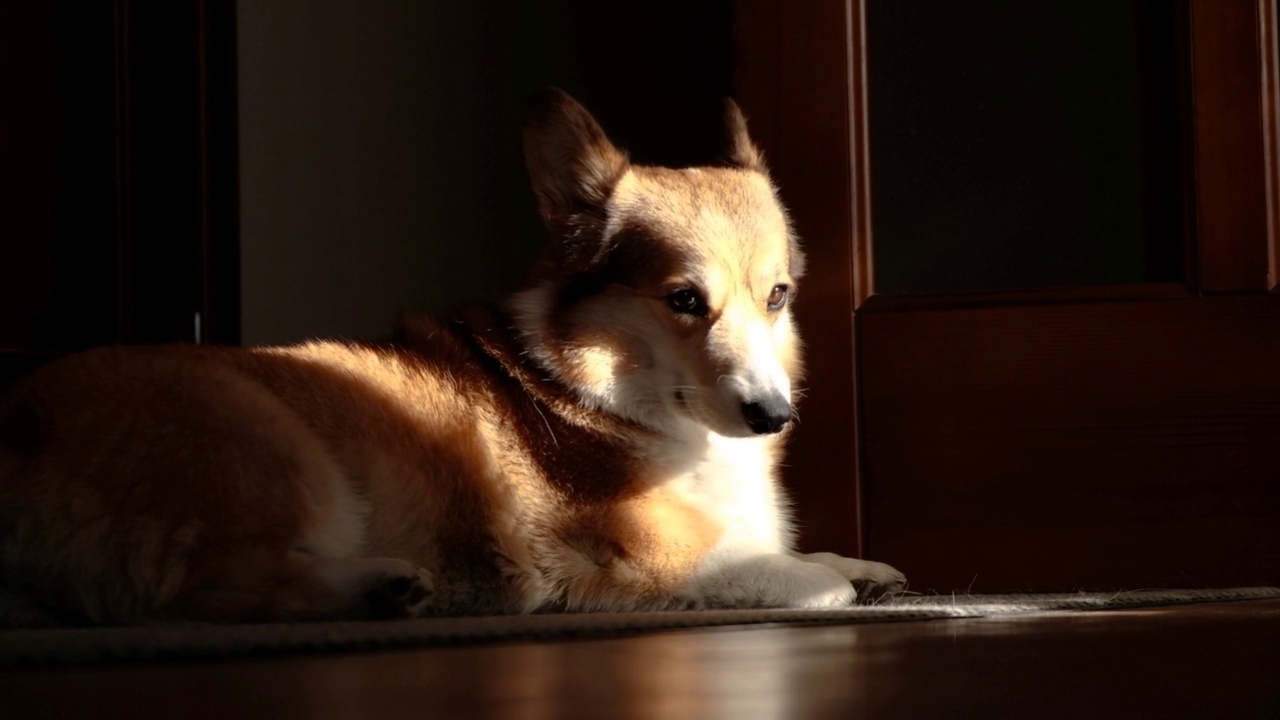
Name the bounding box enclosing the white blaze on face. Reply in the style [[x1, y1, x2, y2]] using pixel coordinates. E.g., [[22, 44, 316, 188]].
[[512, 164, 801, 436], [611, 169, 799, 435], [712, 299, 791, 407], [750, 312, 793, 402]]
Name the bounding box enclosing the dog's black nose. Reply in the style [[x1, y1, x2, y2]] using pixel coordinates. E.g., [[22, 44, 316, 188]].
[[742, 397, 792, 435]]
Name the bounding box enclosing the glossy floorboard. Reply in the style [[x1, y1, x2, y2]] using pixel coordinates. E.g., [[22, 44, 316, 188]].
[[2, 599, 1278, 719]]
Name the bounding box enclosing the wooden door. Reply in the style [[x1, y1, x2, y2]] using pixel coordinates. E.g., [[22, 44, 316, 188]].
[[737, 0, 1280, 591], [0, 1, 239, 388]]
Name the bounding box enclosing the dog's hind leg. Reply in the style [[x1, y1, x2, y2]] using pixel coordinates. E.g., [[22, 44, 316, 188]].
[[185, 552, 436, 622], [303, 554, 436, 620]]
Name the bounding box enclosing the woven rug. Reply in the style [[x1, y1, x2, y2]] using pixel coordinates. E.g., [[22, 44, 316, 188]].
[[2, 586, 1277, 666]]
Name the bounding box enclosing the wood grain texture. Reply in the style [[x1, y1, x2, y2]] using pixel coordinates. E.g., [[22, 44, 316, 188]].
[[1, 600, 1277, 719], [1261, 0, 1280, 292], [119, 1, 241, 345], [846, 0, 874, 308], [735, 0, 864, 557], [859, 295, 1280, 592], [0, 2, 240, 352], [0, 2, 120, 354], [0, 2, 58, 339], [859, 282, 1194, 313], [1189, 0, 1272, 291]]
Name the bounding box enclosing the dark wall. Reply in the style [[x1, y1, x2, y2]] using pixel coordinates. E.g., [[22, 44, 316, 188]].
[[237, 1, 733, 345], [1, 2, 238, 357], [866, 0, 1186, 295]]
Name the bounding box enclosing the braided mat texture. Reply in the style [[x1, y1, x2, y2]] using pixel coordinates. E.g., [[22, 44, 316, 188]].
[[3, 586, 1277, 666]]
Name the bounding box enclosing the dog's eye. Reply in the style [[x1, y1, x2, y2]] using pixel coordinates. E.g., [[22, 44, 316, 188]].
[[666, 288, 708, 316], [766, 284, 790, 311]]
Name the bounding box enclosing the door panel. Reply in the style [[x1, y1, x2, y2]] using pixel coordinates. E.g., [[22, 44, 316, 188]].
[[736, 0, 867, 556], [0, 1, 239, 390], [736, 0, 1280, 590], [0, 1, 119, 356], [1261, 0, 1280, 292], [860, 296, 1280, 590], [1190, 0, 1274, 291], [867, 0, 1186, 295]]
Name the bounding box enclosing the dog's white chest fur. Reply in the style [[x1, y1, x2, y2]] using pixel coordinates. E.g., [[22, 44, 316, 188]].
[[669, 433, 791, 555]]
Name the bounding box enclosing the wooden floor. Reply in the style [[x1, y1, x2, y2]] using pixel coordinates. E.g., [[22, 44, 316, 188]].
[[2, 600, 1278, 719]]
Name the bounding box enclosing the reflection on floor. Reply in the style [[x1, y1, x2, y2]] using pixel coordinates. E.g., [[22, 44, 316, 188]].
[[1, 599, 1277, 718]]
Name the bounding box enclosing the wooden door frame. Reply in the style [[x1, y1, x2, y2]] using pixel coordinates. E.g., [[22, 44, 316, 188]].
[[734, 0, 1280, 570], [1189, 0, 1278, 292], [1259, 0, 1280, 292], [735, 0, 869, 557], [0, 1, 239, 361], [115, 0, 241, 346]]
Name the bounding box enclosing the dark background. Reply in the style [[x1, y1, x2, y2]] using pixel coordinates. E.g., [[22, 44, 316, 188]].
[[0, 1, 738, 352], [0, 0, 1190, 345], [867, 0, 1186, 294]]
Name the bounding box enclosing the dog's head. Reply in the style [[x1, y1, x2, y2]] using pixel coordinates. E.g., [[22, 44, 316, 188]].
[[510, 89, 805, 439]]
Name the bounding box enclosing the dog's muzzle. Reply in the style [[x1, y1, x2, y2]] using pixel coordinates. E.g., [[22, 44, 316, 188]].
[[741, 395, 792, 435]]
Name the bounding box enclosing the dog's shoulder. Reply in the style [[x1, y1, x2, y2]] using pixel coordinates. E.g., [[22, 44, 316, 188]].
[[443, 305, 665, 503]]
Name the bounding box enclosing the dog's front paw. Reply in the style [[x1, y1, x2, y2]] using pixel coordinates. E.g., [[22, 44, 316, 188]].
[[689, 554, 857, 609], [783, 561, 860, 609], [799, 552, 907, 603]]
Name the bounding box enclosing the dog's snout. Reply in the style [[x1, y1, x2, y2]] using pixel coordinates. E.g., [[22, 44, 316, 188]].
[[741, 396, 792, 435]]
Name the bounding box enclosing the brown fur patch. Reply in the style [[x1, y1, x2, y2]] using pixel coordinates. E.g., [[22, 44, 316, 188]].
[[524, 88, 630, 235], [557, 482, 723, 606], [723, 99, 769, 173], [550, 221, 686, 315], [452, 306, 654, 505]]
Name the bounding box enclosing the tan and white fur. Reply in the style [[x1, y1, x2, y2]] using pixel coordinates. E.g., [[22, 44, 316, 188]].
[[0, 89, 904, 626]]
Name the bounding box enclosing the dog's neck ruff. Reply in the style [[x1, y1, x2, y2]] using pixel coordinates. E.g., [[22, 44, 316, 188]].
[[454, 304, 655, 441]]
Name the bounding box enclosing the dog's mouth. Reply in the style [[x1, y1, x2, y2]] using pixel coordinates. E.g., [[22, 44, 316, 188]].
[[671, 383, 781, 438], [671, 385, 723, 431]]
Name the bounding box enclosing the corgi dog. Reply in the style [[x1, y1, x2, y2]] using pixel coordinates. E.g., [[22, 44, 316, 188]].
[[0, 90, 905, 626]]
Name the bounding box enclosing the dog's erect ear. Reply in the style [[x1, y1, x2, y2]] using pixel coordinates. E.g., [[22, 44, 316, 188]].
[[524, 89, 629, 230], [723, 99, 768, 173]]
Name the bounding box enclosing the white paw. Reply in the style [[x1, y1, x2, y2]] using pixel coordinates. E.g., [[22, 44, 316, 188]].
[[799, 552, 907, 603], [688, 554, 857, 609], [781, 561, 860, 609]]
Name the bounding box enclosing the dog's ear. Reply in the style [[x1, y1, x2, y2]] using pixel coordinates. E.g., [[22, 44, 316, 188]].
[[723, 99, 768, 173], [524, 89, 629, 230]]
